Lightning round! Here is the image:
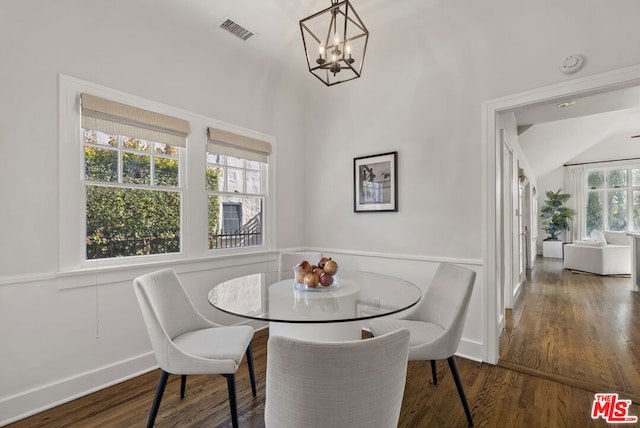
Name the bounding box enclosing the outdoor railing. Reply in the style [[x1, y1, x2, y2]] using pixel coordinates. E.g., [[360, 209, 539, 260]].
[[210, 230, 263, 249], [209, 213, 262, 249]]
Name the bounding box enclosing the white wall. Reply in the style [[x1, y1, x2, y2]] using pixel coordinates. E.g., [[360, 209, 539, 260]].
[[0, 1, 308, 278], [498, 113, 539, 263], [3, 0, 640, 425], [0, 1, 305, 424], [301, 0, 640, 258], [494, 112, 538, 307], [568, 129, 640, 165], [299, 0, 640, 364]]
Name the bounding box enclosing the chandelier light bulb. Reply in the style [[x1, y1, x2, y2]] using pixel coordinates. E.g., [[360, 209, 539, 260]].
[[316, 42, 326, 64], [346, 42, 354, 64], [333, 33, 342, 56]]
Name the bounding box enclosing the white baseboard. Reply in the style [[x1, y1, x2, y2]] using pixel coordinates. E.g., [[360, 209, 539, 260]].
[[513, 280, 523, 305], [0, 352, 157, 427], [456, 339, 485, 363]]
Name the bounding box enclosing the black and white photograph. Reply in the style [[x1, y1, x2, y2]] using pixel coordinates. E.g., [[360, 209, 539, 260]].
[[353, 151, 397, 212]]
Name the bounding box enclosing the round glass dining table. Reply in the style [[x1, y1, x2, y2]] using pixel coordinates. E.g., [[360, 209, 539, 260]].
[[208, 270, 422, 341]]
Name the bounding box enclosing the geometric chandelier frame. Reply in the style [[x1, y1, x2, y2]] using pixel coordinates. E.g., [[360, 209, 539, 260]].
[[300, 0, 369, 86]]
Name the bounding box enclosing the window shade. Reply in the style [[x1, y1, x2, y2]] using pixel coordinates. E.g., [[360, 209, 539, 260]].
[[207, 127, 272, 163], [81, 93, 190, 147]]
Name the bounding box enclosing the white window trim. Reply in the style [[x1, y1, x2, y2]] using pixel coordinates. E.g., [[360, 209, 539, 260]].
[[585, 161, 640, 233], [58, 74, 276, 275]]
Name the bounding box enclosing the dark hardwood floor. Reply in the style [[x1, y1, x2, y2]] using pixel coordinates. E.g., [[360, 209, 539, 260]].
[[499, 257, 640, 404], [7, 258, 640, 427]]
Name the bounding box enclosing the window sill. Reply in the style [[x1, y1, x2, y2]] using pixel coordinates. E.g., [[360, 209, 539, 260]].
[[56, 249, 279, 290]]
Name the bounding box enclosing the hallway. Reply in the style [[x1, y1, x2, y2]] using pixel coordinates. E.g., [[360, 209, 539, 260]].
[[499, 257, 640, 403]]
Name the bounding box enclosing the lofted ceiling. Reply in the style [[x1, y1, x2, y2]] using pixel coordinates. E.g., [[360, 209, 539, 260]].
[[147, 0, 640, 181], [149, 0, 422, 73], [508, 85, 640, 179], [151, 0, 310, 67]]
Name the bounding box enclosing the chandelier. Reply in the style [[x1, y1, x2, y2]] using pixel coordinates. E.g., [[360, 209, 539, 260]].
[[299, 0, 369, 86]]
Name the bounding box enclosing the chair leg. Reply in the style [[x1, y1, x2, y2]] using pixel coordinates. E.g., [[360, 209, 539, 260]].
[[147, 370, 170, 428], [430, 360, 438, 385], [180, 375, 187, 399], [246, 343, 257, 397], [224, 374, 239, 428], [447, 356, 474, 427]]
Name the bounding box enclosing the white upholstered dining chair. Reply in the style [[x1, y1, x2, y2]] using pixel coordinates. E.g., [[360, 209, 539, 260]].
[[369, 263, 477, 426], [133, 269, 256, 428], [265, 329, 411, 428]]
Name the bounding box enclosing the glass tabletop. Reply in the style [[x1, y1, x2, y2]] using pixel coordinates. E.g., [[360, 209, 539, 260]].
[[208, 270, 422, 324]]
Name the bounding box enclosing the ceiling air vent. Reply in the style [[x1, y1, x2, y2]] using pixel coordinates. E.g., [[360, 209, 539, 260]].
[[219, 19, 254, 41]]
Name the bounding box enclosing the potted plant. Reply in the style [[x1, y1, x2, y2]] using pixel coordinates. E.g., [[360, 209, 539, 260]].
[[540, 188, 575, 258]]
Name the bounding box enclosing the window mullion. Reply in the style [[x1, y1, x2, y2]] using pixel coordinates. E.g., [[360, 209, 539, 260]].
[[603, 188, 608, 231], [118, 135, 123, 183], [150, 151, 155, 187], [628, 187, 634, 231]]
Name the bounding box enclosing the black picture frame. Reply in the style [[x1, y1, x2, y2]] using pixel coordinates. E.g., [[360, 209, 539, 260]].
[[353, 151, 398, 212]]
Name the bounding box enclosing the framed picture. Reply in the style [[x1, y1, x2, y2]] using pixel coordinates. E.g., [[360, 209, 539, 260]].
[[354, 151, 398, 212]]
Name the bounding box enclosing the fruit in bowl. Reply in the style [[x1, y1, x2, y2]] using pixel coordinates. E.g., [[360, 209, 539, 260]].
[[319, 272, 334, 287], [323, 259, 338, 275], [303, 272, 320, 288], [294, 257, 339, 289]]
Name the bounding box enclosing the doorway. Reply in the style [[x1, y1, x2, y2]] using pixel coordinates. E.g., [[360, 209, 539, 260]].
[[501, 132, 516, 311], [483, 63, 640, 364]]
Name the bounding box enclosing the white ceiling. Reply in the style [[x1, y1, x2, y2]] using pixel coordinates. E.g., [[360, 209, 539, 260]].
[[151, 0, 640, 180], [152, 0, 308, 64], [512, 85, 640, 126], [506, 84, 640, 179], [150, 0, 411, 72]]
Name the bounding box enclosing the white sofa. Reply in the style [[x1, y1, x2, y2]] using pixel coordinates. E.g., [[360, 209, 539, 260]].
[[563, 231, 632, 275]]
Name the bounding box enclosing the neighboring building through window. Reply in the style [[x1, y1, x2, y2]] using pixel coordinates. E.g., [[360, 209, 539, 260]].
[[206, 152, 266, 249], [206, 127, 271, 249], [585, 166, 640, 235], [222, 203, 243, 233]]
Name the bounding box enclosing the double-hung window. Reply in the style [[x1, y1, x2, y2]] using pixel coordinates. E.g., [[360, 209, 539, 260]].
[[81, 94, 189, 260], [59, 76, 275, 272], [206, 127, 271, 249]]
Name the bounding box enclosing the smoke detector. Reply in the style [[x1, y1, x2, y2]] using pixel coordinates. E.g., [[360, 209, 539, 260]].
[[559, 55, 585, 74]]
